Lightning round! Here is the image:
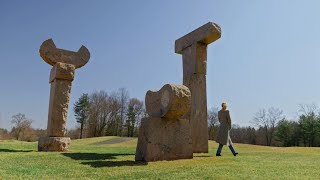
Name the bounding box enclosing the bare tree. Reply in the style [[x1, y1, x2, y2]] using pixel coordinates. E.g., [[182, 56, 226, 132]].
[[87, 91, 111, 137], [11, 113, 33, 140], [105, 92, 121, 136], [118, 88, 129, 136], [0, 128, 10, 140], [136, 106, 147, 129], [208, 107, 219, 140], [298, 103, 317, 116], [252, 107, 284, 146]]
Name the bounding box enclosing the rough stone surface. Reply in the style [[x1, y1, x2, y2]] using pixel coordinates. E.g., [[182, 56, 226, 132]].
[[175, 22, 221, 153], [38, 137, 71, 152], [135, 117, 193, 162], [182, 44, 209, 153], [47, 79, 72, 137], [49, 62, 75, 83], [182, 43, 207, 84], [188, 74, 208, 152], [39, 38, 90, 151], [136, 84, 193, 162], [175, 22, 221, 54], [146, 84, 191, 119], [40, 38, 90, 69]]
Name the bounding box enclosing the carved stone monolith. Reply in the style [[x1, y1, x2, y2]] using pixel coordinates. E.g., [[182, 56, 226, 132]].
[[175, 22, 221, 153], [135, 84, 193, 162], [38, 39, 90, 152]]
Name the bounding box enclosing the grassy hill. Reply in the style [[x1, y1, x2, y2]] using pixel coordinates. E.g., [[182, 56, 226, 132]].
[[0, 136, 320, 179]]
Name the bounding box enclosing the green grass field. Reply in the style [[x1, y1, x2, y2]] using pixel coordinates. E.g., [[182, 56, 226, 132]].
[[0, 137, 320, 179]]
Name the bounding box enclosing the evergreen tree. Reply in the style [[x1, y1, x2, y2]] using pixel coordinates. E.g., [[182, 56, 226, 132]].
[[126, 105, 135, 137], [73, 93, 90, 139]]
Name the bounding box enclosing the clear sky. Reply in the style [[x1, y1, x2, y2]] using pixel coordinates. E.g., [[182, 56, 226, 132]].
[[1, 0, 320, 130]]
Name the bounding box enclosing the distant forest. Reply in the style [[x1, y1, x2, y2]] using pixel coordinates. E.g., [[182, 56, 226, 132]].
[[209, 104, 320, 147], [1, 88, 320, 147]]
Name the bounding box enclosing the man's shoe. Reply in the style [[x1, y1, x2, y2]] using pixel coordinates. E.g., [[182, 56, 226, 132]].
[[216, 154, 221, 156], [233, 153, 238, 156]]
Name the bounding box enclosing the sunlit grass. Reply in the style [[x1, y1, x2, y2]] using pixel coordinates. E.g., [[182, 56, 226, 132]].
[[0, 137, 320, 179]]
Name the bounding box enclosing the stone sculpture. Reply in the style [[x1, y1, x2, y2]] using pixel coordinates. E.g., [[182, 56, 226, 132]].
[[175, 22, 221, 153], [38, 39, 90, 151], [135, 84, 193, 162]]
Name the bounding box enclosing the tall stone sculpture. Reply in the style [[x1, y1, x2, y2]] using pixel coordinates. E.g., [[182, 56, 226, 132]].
[[175, 22, 221, 153], [135, 84, 193, 162], [38, 39, 90, 152]]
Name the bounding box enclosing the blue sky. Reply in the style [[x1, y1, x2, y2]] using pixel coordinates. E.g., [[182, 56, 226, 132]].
[[1, 0, 320, 129]]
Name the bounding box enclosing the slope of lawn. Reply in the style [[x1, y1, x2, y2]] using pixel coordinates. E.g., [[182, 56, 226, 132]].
[[0, 136, 320, 179]]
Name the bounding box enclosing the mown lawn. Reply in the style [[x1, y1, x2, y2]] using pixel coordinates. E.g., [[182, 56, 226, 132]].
[[0, 136, 320, 179]]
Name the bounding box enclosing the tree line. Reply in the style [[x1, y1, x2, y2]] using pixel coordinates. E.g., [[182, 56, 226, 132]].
[[0, 88, 145, 141], [208, 104, 320, 147], [73, 88, 145, 139], [2, 92, 320, 148], [0, 113, 46, 141]]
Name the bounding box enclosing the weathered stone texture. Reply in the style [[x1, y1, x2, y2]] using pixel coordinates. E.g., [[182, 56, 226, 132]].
[[38, 137, 71, 152], [175, 22, 221, 153], [47, 79, 72, 137], [182, 43, 207, 85], [175, 22, 221, 54], [182, 44, 208, 153], [38, 38, 90, 151], [146, 84, 191, 119], [135, 117, 193, 162], [49, 62, 75, 83], [40, 38, 90, 68], [188, 74, 208, 152], [46, 62, 75, 137], [136, 84, 193, 162]]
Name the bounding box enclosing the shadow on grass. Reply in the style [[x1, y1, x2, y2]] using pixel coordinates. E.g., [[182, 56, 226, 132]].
[[82, 160, 147, 168], [0, 149, 33, 153], [62, 152, 134, 160], [62, 152, 148, 168], [194, 155, 212, 158]]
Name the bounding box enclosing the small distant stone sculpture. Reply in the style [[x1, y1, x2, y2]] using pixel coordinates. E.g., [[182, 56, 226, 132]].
[[38, 39, 90, 152], [175, 22, 221, 153], [135, 84, 193, 162]]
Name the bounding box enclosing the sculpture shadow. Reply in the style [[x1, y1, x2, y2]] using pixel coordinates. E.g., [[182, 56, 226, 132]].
[[81, 160, 147, 168], [194, 155, 212, 158], [0, 148, 33, 153], [62, 152, 147, 168], [62, 152, 133, 161]]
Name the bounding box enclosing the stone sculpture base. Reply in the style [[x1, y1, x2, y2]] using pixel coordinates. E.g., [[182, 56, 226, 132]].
[[135, 117, 193, 162], [38, 137, 71, 152]]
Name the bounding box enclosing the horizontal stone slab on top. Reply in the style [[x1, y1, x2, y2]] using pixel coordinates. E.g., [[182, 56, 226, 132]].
[[175, 22, 221, 54], [39, 38, 90, 68]]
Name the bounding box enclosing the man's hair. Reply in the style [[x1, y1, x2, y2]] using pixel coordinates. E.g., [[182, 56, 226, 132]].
[[221, 102, 227, 107]]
